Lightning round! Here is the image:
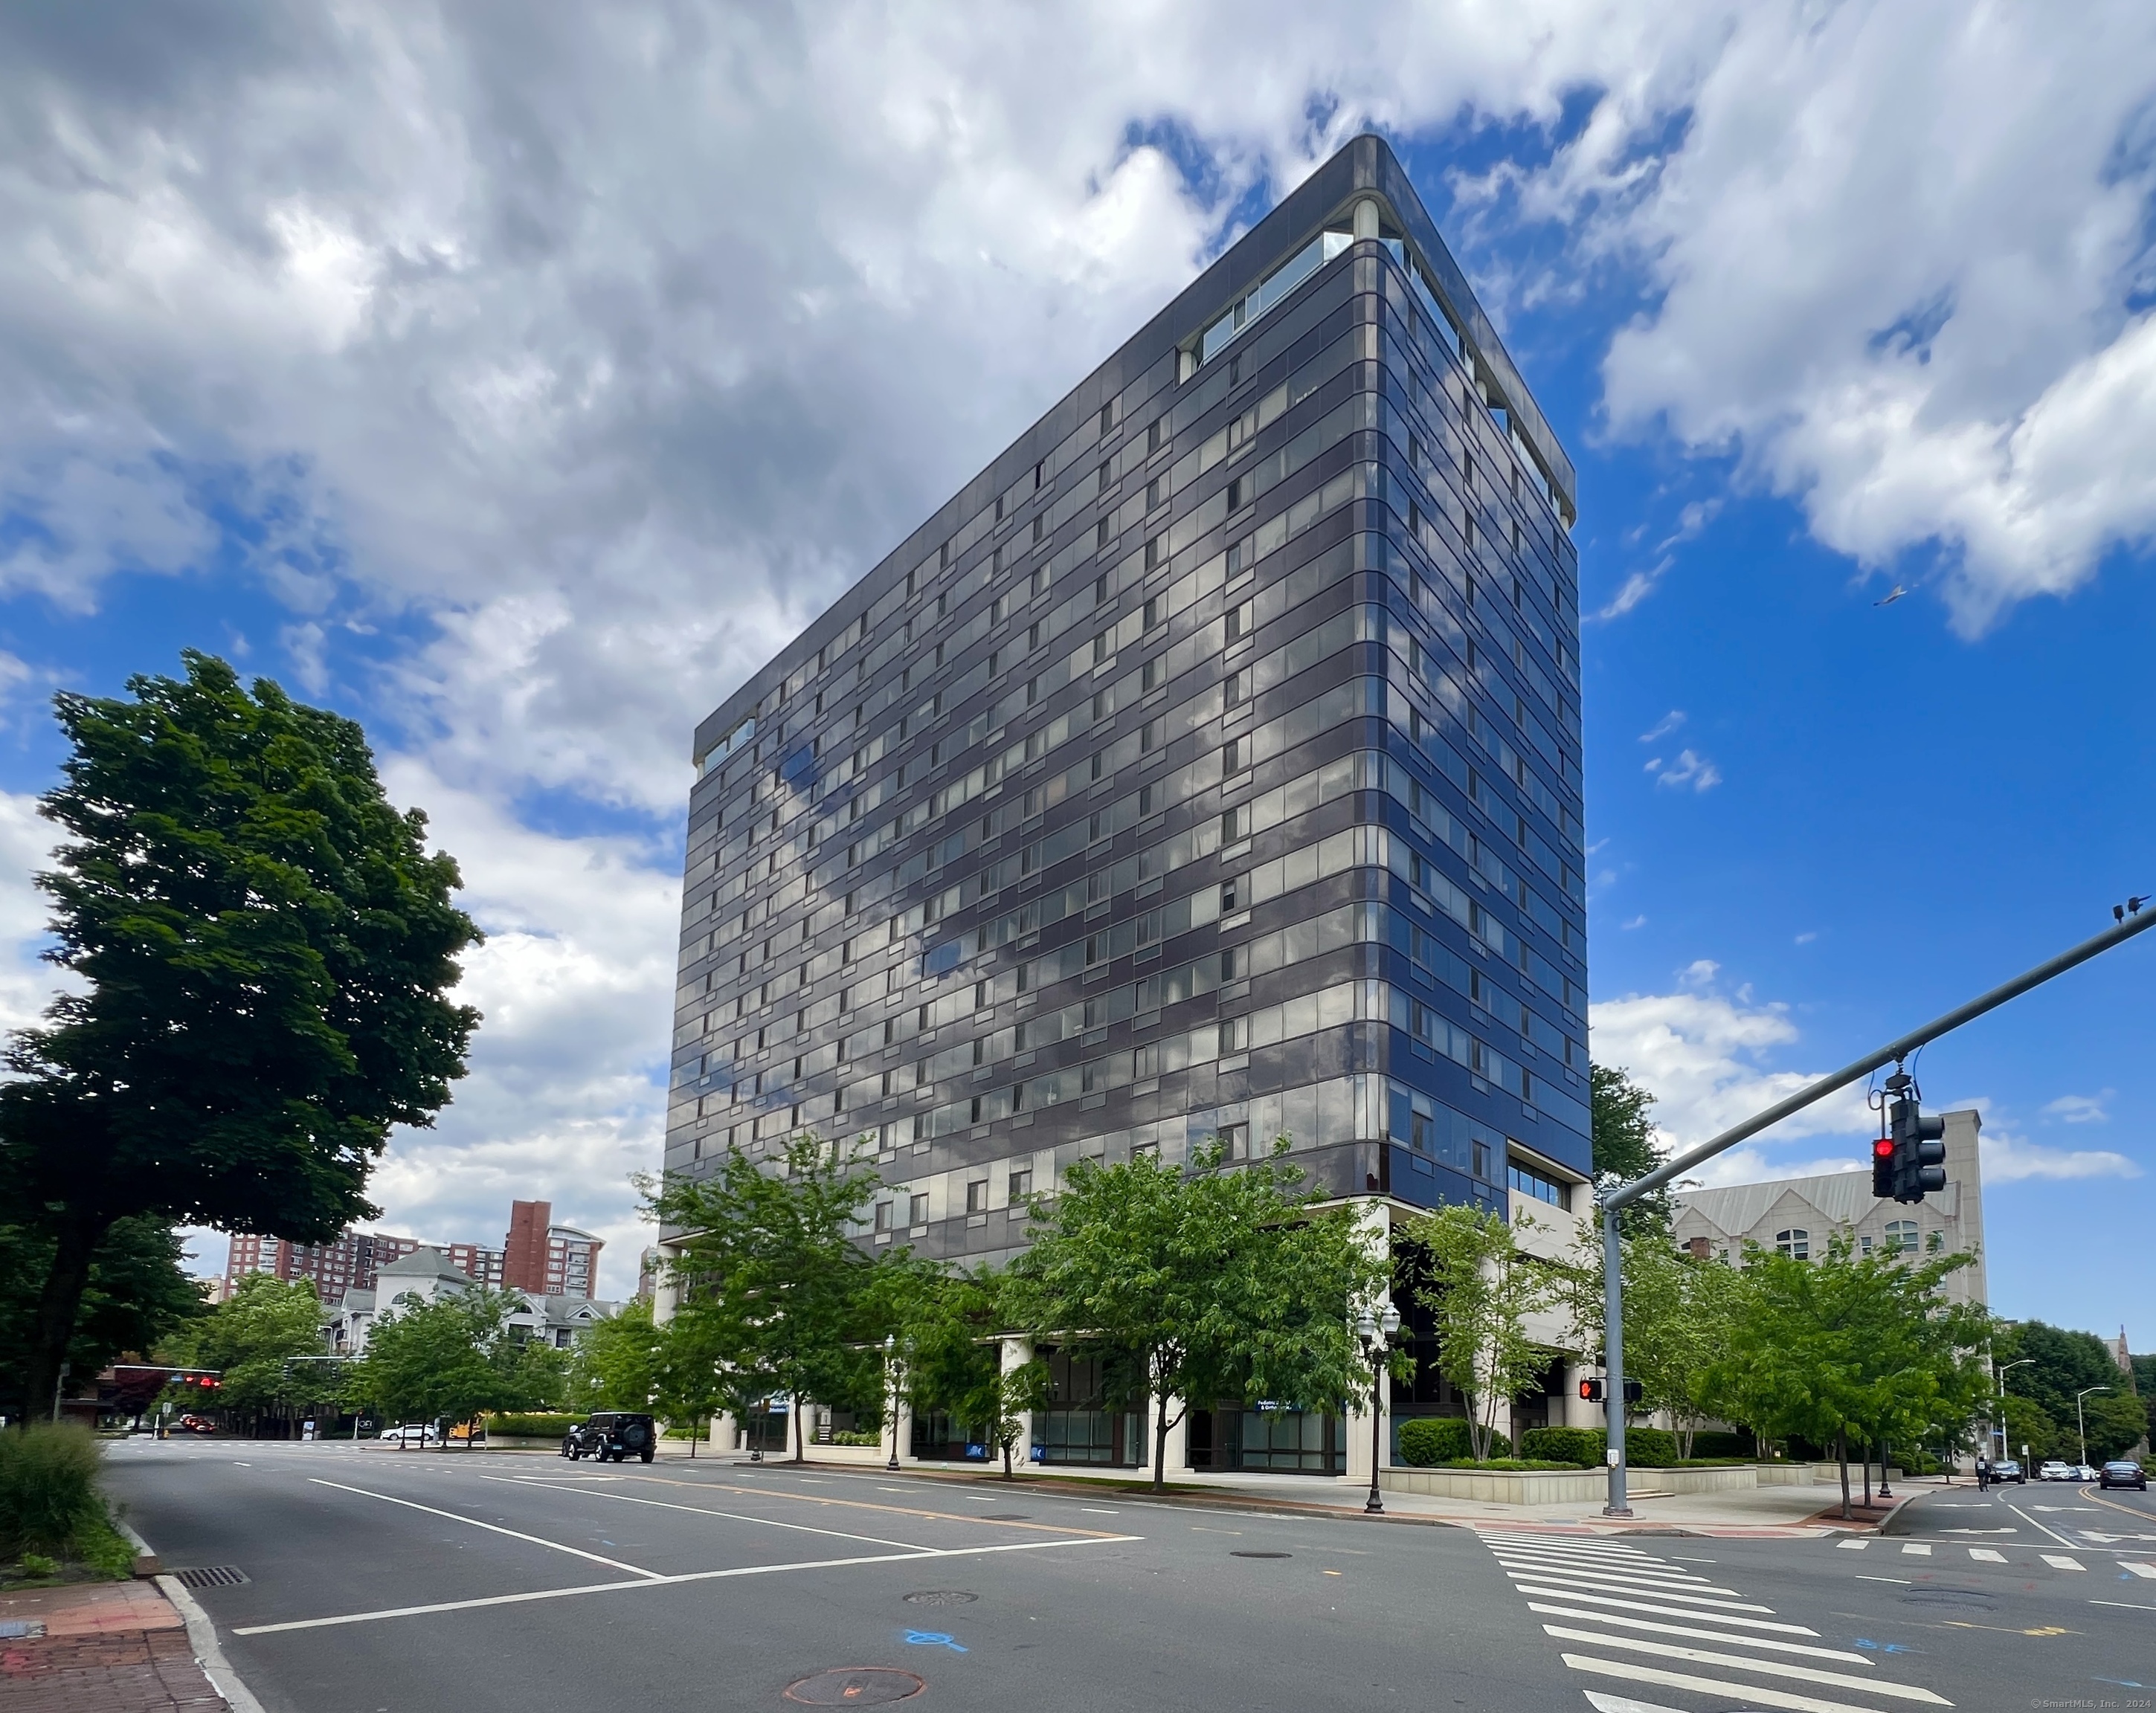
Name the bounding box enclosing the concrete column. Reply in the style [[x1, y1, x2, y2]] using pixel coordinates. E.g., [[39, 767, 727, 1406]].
[[1000, 1334, 1036, 1470], [1352, 196, 1381, 242]]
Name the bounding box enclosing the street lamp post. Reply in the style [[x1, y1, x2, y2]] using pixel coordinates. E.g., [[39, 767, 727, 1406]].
[[1355, 1303, 1402, 1516], [2075, 1386, 2111, 1470], [1995, 1358, 2034, 1462], [884, 1333, 901, 1472]]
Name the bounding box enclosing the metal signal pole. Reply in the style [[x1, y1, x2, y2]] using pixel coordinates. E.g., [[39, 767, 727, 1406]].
[[1597, 904, 2156, 1517]]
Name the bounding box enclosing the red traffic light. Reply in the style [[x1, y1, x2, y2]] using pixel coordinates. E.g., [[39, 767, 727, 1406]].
[[1579, 1378, 1603, 1402], [1873, 1138, 1894, 1159]]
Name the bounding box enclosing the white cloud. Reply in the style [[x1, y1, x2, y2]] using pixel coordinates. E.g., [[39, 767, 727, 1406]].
[[1638, 709, 1686, 743], [2043, 1091, 2111, 1124], [1589, 980, 1873, 1161], [1647, 748, 1722, 791], [1980, 1124, 2139, 1184]]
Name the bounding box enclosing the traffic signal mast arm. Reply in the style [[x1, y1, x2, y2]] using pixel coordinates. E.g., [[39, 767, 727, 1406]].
[[1595, 903, 2156, 1518]]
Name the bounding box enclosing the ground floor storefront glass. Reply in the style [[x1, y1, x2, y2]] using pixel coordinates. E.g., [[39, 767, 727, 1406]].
[[1187, 1404, 1345, 1474]]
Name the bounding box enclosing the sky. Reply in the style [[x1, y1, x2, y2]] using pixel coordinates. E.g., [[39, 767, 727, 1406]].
[[1, 2, 2152, 1331]]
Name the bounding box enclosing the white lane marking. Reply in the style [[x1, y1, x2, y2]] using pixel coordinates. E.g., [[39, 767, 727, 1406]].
[[1487, 1543, 1678, 1564], [2091, 1599, 2156, 1612], [1900, 1542, 1932, 1556], [1477, 1535, 1653, 1555], [1853, 1574, 1911, 1584], [1509, 1586, 1818, 1634], [1507, 1577, 1773, 1613], [1835, 1539, 1866, 1549], [1493, 1549, 1717, 1575], [305, 1479, 660, 1578], [2003, 1500, 2082, 1548], [1562, 1653, 1949, 1713], [1583, 1694, 1690, 1713], [1500, 1564, 1745, 1598], [1969, 1548, 2007, 1563], [1524, 1604, 1869, 1663], [2123, 1562, 2156, 1578], [2040, 1553, 2085, 1571], [1541, 1627, 1949, 1703], [1081, 1508, 1119, 1515], [476, 1475, 929, 1552], [231, 1535, 1140, 1636]]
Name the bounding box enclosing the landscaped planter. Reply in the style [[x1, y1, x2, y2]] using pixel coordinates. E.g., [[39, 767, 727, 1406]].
[[1379, 1462, 1838, 1504]]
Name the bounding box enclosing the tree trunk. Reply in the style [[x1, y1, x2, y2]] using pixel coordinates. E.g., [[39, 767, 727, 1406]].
[[793, 1395, 804, 1463], [1838, 1430, 1851, 1520], [1153, 1390, 1171, 1493], [25, 1210, 106, 1425], [1862, 1439, 1873, 1507]]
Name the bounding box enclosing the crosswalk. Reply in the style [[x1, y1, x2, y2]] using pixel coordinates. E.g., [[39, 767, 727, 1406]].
[[1476, 1527, 1950, 1713], [1830, 1537, 2156, 1577]]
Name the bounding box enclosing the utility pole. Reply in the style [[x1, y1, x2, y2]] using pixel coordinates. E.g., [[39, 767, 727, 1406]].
[[1596, 904, 2155, 1517]]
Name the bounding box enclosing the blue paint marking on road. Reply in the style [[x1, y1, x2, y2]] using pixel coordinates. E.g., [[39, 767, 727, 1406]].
[[904, 1630, 968, 1653], [1852, 1639, 1915, 1654], [2094, 1680, 2145, 1690]]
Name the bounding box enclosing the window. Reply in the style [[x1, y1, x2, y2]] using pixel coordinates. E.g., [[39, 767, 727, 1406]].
[[908, 1193, 930, 1228], [1218, 1122, 1249, 1158], [1774, 1228, 1810, 1261], [1884, 1219, 1920, 1254], [874, 1201, 892, 1232], [1507, 1159, 1567, 1209], [1226, 601, 1250, 643], [966, 1180, 989, 1214], [1008, 1168, 1032, 1201]]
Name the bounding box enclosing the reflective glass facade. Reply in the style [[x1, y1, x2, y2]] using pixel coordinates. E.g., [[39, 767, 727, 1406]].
[[666, 135, 1587, 1267]]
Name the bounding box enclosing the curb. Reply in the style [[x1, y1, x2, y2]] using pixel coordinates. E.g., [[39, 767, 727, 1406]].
[[115, 1517, 268, 1713]]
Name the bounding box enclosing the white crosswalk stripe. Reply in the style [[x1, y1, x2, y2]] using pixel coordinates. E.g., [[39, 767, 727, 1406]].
[[1476, 1526, 1951, 1711], [2040, 1553, 2085, 1571], [2124, 1562, 2156, 1579], [1968, 1548, 2006, 1563], [1899, 1542, 1931, 1555], [1838, 1538, 1867, 1549]]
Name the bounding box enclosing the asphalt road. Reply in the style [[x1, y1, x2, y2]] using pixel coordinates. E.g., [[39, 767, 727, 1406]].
[[107, 1441, 2155, 1713]]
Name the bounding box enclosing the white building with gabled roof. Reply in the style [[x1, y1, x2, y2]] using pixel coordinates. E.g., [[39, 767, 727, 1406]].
[[1670, 1109, 1986, 1309]]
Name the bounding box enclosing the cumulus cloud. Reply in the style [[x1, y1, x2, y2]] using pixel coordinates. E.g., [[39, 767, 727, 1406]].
[[6, 1, 2154, 1284], [2043, 1091, 2111, 1124], [1980, 1124, 2139, 1184]]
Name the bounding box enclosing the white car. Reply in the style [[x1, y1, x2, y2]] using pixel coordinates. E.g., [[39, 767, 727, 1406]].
[[379, 1423, 437, 1445], [2073, 1463, 2099, 1482], [2037, 1459, 2074, 1481]]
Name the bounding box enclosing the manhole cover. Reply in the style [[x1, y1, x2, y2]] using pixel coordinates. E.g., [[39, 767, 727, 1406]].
[[1230, 1550, 1292, 1559], [904, 1590, 977, 1605], [783, 1667, 926, 1705], [1901, 1587, 1995, 1610], [173, 1567, 250, 1588]]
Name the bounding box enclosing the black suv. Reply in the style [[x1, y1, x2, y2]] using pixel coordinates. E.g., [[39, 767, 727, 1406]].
[[561, 1413, 657, 1463]]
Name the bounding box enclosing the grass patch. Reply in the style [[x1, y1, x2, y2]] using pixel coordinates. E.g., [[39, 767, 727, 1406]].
[[0, 1423, 136, 1586]]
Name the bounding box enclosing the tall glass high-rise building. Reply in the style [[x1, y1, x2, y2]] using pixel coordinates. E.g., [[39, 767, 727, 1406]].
[[666, 136, 1587, 1428]]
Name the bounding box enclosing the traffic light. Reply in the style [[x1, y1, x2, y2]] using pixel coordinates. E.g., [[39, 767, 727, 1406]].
[[1872, 1135, 1896, 1197], [1885, 1073, 1947, 1204], [1579, 1378, 1603, 1403], [1623, 1379, 1644, 1405]]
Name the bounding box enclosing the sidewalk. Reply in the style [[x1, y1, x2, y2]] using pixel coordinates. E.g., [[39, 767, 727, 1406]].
[[722, 1452, 1945, 1538], [0, 1578, 227, 1713]]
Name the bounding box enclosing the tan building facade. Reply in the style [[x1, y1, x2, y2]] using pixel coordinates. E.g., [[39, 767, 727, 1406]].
[[1670, 1109, 1986, 1309]]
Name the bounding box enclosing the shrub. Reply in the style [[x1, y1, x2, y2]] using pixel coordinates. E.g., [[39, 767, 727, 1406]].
[[19, 1552, 59, 1578], [483, 1413, 584, 1437], [1624, 1428, 1680, 1467], [1687, 1430, 1755, 1459], [832, 1430, 884, 1447], [1397, 1417, 1470, 1466], [0, 1425, 104, 1557], [1436, 1459, 1582, 1472], [1519, 1427, 1605, 1467]]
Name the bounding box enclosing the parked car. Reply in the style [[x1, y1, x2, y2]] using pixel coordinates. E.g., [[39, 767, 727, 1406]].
[[379, 1423, 437, 1445], [560, 1413, 657, 1463], [1993, 1458, 2026, 1483], [2038, 1459, 2074, 1481], [2100, 1459, 2148, 1491], [2072, 1463, 2099, 1483]]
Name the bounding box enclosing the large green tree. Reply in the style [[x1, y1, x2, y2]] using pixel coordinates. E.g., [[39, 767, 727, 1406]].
[[567, 1296, 665, 1413], [0, 654, 482, 1421], [1590, 1064, 1670, 1233], [355, 1287, 532, 1445], [1995, 1321, 2144, 1459], [1561, 1226, 1743, 1456], [1396, 1202, 1560, 1461], [0, 1216, 202, 1418], [643, 1134, 887, 1462], [1008, 1139, 1383, 1492], [886, 1260, 1044, 1479]]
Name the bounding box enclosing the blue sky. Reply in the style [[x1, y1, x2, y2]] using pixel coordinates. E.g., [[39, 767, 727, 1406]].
[[1, 2, 2151, 1332]]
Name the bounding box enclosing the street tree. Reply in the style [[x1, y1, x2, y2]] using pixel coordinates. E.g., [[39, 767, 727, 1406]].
[[567, 1297, 664, 1413], [0, 654, 482, 1422], [1008, 1139, 1382, 1492], [653, 1313, 733, 1457], [1590, 1064, 1670, 1234], [643, 1133, 886, 1462], [1701, 1234, 1985, 1516], [886, 1260, 1046, 1479], [1396, 1202, 1558, 1461], [355, 1287, 527, 1446], [1995, 1321, 2146, 1460], [1560, 1228, 1743, 1457], [166, 1274, 339, 1435]]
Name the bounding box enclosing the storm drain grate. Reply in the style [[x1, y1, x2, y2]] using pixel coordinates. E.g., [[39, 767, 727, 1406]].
[[903, 1590, 977, 1606], [173, 1566, 250, 1589], [1230, 1550, 1292, 1559]]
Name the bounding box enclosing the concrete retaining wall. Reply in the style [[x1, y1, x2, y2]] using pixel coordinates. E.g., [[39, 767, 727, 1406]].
[[1378, 1462, 1838, 1504]]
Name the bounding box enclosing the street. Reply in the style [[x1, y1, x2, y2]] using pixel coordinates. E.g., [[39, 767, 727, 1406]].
[[106, 1441, 2156, 1713]]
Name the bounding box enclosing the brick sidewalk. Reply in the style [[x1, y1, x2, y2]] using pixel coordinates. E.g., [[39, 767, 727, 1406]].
[[0, 1579, 228, 1712]]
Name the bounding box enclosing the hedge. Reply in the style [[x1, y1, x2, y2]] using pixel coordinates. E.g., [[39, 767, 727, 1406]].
[[1624, 1428, 1680, 1467], [1397, 1419, 1513, 1466], [1519, 1427, 1604, 1467], [1687, 1430, 1755, 1459], [484, 1413, 584, 1437]]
